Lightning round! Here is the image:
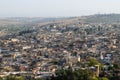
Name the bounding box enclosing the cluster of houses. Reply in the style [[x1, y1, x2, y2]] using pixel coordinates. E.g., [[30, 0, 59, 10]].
[[0, 21, 120, 79]]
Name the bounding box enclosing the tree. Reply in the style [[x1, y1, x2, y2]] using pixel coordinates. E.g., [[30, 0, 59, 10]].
[[0, 77, 3, 80], [6, 75, 25, 80], [50, 69, 94, 80], [88, 58, 99, 66], [113, 63, 120, 69], [6, 75, 17, 80], [35, 78, 43, 80], [89, 77, 98, 80], [16, 76, 25, 80], [99, 77, 109, 80]]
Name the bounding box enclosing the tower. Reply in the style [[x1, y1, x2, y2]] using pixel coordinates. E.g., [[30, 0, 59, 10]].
[[67, 52, 70, 63], [95, 65, 99, 77], [77, 55, 81, 62], [100, 53, 104, 60]]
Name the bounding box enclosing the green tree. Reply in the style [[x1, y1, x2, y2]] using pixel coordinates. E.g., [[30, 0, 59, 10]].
[[89, 77, 98, 80], [113, 63, 120, 69], [88, 58, 99, 66], [51, 69, 94, 80], [6, 75, 17, 80], [36, 78, 43, 80], [0, 77, 3, 80], [99, 77, 109, 80], [16, 76, 25, 80]]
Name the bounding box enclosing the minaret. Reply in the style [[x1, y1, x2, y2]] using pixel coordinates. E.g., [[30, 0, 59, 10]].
[[78, 55, 81, 62], [64, 50, 70, 63], [67, 52, 70, 63], [100, 53, 104, 60], [95, 65, 99, 77], [0, 48, 1, 53]]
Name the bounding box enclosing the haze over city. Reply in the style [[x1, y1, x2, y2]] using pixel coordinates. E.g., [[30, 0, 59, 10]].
[[0, 0, 120, 80], [0, 0, 120, 17]]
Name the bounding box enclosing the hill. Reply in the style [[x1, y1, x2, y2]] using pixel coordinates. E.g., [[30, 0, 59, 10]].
[[84, 14, 120, 23]]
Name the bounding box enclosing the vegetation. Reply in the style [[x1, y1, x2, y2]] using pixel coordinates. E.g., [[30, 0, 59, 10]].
[[50, 69, 97, 80], [88, 58, 99, 66], [49, 67, 120, 80], [6, 75, 17, 80], [85, 14, 120, 23], [5, 75, 25, 80], [0, 77, 3, 80]]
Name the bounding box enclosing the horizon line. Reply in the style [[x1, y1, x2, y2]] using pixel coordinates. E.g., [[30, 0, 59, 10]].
[[0, 13, 120, 18]]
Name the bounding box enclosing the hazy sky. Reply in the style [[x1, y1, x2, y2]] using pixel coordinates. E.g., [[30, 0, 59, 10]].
[[0, 0, 120, 17]]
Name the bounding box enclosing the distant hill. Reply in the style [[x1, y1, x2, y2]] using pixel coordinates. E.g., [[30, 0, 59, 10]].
[[84, 14, 120, 23], [1, 14, 120, 28], [0, 17, 74, 24], [0, 17, 77, 33], [0, 17, 76, 27]]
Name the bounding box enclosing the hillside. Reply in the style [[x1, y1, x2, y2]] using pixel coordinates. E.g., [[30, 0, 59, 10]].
[[84, 14, 120, 23]]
